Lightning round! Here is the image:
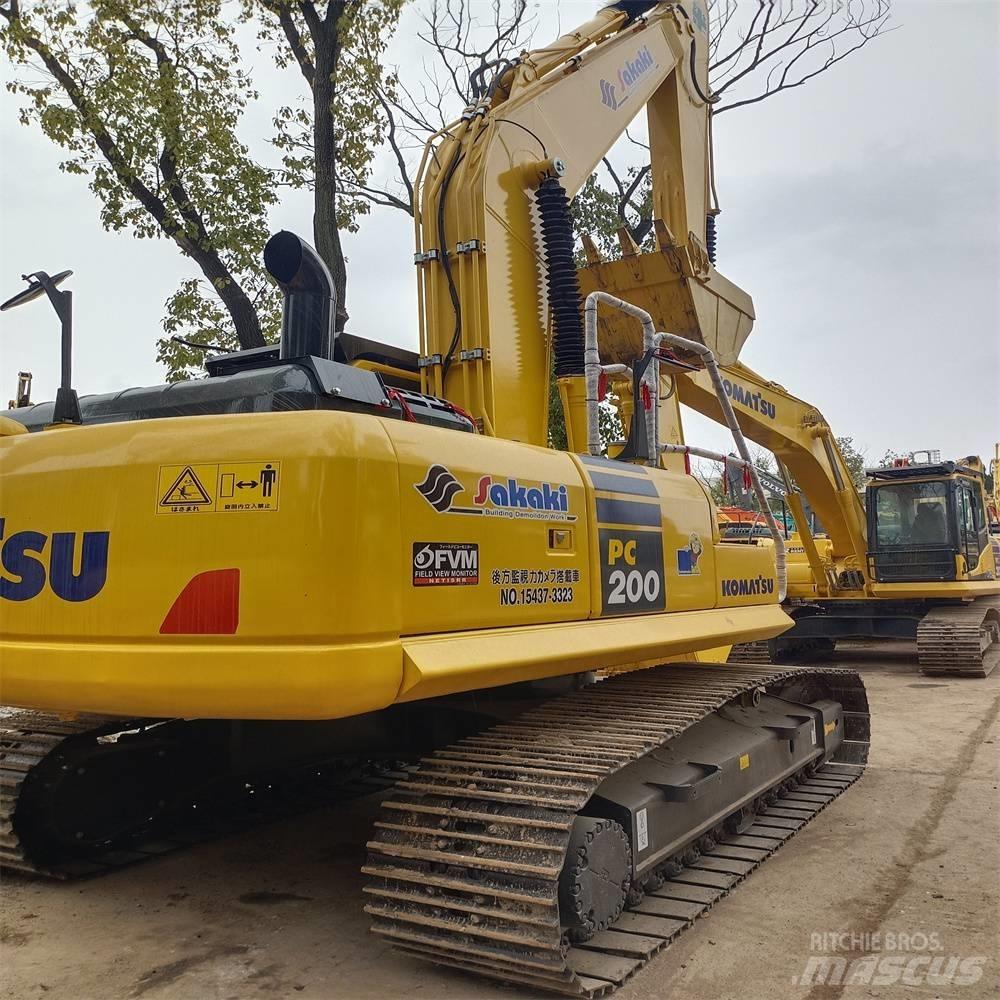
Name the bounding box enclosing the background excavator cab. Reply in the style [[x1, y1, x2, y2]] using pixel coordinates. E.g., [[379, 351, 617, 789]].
[[866, 462, 992, 583]]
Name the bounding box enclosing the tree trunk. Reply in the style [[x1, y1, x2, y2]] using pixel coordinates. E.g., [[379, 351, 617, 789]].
[[0, 8, 265, 353], [312, 20, 349, 333], [196, 252, 266, 349]]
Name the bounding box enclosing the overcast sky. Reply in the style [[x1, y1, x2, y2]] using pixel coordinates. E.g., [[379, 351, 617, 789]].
[[1, 1, 997, 467]]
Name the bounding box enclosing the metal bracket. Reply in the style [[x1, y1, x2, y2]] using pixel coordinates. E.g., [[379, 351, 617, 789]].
[[458, 348, 488, 362], [455, 239, 485, 255], [418, 353, 443, 369], [413, 249, 440, 265]]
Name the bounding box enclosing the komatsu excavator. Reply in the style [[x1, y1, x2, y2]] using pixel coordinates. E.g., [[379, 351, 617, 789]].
[[990, 443, 1000, 534], [0, 3, 869, 994], [640, 362, 999, 675]]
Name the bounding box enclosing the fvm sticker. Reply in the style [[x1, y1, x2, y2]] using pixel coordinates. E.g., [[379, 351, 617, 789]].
[[412, 542, 479, 586], [600, 528, 665, 615]]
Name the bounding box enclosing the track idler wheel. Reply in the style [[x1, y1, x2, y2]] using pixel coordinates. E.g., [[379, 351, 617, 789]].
[[558, 816, 631, 943]]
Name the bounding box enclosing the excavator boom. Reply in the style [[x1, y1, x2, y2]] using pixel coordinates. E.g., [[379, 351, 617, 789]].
[[416, 0, 752, 447], [676, 360, 869, 596]]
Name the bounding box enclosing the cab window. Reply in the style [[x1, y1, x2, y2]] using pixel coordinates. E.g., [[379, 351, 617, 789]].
[[873, 482, 949, 547]]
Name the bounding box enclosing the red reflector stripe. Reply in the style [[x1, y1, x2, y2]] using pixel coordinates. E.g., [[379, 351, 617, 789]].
[[159, 568, 240, 634]]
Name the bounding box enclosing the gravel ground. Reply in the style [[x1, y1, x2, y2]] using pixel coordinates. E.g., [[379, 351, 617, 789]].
[[1, 640, 998, 1000]]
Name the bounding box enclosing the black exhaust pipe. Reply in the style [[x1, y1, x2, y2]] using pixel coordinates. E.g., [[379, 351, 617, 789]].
[[263, 230, 336, 361]]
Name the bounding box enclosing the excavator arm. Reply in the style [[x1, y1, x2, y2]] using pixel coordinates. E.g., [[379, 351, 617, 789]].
[[416, 1, 752, 447], [676, 361, 870, 597]]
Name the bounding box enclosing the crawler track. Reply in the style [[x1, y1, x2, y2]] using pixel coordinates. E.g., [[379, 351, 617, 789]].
[[363, 662, 869, 997], [917, 598, 1000, 677], [726, 639, 773, 664], [0, 711, 408, 879], [0, 712, 120, 877]]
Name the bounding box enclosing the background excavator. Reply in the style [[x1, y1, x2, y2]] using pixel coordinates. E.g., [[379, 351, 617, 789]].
[[990, 443, 1000, 536], [0, 3, 870, 995], [649, 362, 999, 675]]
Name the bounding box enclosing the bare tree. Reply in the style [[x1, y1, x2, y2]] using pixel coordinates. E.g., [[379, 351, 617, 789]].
[[579, 0, 893, 256], [356, 0, 891, 235], [710, 0, 891, 115], [340, 0, 533, 218]]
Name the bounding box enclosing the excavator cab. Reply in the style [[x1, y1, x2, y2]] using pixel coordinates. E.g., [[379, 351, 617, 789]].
[[866, 461, 993, 582]]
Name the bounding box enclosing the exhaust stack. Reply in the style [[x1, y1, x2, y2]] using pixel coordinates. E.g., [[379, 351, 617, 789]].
[[264, 231, 336, 361]]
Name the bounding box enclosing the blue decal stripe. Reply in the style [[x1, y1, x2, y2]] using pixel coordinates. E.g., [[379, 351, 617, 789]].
[[596, 498, 661, 527], [589, 472, 659, 497], [579, 455, 648, 474]]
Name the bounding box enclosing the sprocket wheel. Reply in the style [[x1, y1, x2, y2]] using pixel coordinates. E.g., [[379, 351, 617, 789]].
[[558, 816, 632, 943]]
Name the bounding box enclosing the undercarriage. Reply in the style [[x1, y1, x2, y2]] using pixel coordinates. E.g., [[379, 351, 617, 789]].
[[729, 597, 1000, 677]]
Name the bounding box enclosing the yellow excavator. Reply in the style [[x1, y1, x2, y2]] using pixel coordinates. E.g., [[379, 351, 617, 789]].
[[640, 363, 999, 675], [990, 443, 1000, 533], [0, 3, 869, 994]]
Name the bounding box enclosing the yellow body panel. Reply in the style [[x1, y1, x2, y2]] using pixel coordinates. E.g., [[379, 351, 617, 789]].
[[398, 605, 788, 702], [784, 533, 832, 595], [868, 580, 1000, 601], [0, 411, 787, 720]]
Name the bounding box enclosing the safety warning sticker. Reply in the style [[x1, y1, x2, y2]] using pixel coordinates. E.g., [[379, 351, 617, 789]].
[[156, 462, 281, 514]]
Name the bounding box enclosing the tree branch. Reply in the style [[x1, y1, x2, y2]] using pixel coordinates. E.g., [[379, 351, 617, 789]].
[[259, 0, 316, 87], [376, 87, 414, 214]]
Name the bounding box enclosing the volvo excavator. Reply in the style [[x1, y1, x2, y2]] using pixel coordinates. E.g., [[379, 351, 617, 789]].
[[638, 362, 999, 675], [0, 3, 870, 994]]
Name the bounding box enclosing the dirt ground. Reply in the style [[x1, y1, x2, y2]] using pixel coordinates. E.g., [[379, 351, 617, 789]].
[[1, 641, 998, 1000]]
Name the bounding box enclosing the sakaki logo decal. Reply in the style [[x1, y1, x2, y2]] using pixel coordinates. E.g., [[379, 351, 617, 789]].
[[414, 466, 576, 522], [414, 465, 477, 514], [599, 45, 657, 112], [412, 542, 479, 586]]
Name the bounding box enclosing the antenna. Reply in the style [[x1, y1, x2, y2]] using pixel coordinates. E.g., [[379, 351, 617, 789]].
[[1, 269, 80, 424]]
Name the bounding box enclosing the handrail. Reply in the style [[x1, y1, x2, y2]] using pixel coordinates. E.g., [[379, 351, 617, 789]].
[[652, 331, 787, 601]]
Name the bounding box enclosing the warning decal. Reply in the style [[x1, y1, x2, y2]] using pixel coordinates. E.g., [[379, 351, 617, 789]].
[[156, 461, 281, 514], [159, 466, 214, 509]]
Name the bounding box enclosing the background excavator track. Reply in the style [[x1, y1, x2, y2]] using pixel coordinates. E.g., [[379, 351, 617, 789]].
[[731, 597, 1000, 676], [917, 597, 1000, 677], [726, 640, 774, 664], [364, 662, 870, 997]]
